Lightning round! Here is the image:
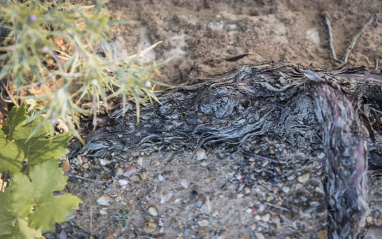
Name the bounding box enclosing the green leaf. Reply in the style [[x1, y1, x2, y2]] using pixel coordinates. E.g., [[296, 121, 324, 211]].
[[11, 160, 82, 231], [2, 218, 43, 239], [14, 132, 72, 171], [0, 191, 16, 236], [0, 192, 43, 239], [2, 103, 28, 138], [0, 137, 24, 173]]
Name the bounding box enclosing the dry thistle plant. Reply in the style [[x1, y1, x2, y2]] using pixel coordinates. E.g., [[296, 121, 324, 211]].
[[0, 0, 171, 143]]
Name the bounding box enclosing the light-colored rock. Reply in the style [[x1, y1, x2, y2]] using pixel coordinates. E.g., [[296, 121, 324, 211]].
[[196, 148, 207, 160], [198, 220, 209, 227], [148, 207, 158, 216], [297, 173, 310, 183], [97, 196, 112, 206]]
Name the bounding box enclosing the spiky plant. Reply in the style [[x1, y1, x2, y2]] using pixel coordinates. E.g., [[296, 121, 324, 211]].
[[0, 0, 170, 143]]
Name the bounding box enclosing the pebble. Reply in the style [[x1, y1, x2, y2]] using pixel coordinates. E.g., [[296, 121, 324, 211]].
[[116, 167, 124, 176], [96, 196, 112, 206], [123, 166, 137, 177], [198, 220, 209, 227], [255, 232, 265, 239], [148, 207, 158, 216], [100, 158, 112, 166], [282, 186, 290, 193], [287, 174, 295, 180], [99, 208, 108, 215], [317, 152, 325, 159], [158, 174, 164, 181], [246, 208, 252, 214], [297, 173, 310, 183], [118, 179, 128, 186], [196, 148, 207, 160], [272, 187, 279, 194], [140, 172, 148, 180], [137, 157, 143, 166], [262, 213, 270, 222], [258, 204, 265, 212], [271, 215, 280, 224], [161, 192, 173, 204], [181, 179, 188, 188], [195, 200, 203, 208], [255, 215, 261, 220], [144, 222, 157, 233]]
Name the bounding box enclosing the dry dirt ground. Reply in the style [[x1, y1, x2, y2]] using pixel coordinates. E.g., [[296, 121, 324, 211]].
[[45, 1, 382, 238]]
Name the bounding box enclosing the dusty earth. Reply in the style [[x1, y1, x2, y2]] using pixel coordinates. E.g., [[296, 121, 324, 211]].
[[43, 0, 382, 239]]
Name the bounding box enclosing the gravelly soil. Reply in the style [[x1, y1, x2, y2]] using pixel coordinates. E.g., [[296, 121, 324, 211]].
[[44, 1, 382, 239]]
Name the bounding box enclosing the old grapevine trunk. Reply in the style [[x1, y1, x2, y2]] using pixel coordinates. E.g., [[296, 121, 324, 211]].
[[78, 63, 381, 238], [312, 75, 369, 238]]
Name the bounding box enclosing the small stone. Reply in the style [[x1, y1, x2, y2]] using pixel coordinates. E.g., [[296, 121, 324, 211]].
[[144, 222, 157, 233], [158, 174, 164, 181], [123, 166, 137, 177], [255, 232, 265, 239], [196, 148, 207, 160], [116, 167, 124, 176], [100, 158, 112, 166], [297, 173, 310, 183], [99, 208, 108, 215], [246, 208, 252, 214], [258, 204, 265, 212], [148, 207, 158, 216], [251, 224, 257, 230], [137, 157, 143, 166], [244, 187, 251, 194], [271, 215, 280, 224], [282, 186, 290, 193], [367, 216, 373, 223], [255, 215, 261, 220], [118, 179, 128, 186], [181, 179, 188, 188], [273, 187, 279, 194], [317, 152, 325, 159], [82, 162, 89, 169], [198, 220, 209, 227], [262, 213, 271, 222], [97, 196, 112, 206], [195, 200, 203, 208], [130, 175, 141, 183], [140, 172, 148, 180], [161, 192, 173, 204], [315, 186, 324, 194], [287, 174, 295, 180]]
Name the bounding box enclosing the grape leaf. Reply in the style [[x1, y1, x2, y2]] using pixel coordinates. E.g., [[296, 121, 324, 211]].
[[2, 218, 43, 239], [2, 103, 28, 138], [0, 137, 24, 174], [14, 132, 72, 171], [0, 190, 15, 236], [11, 160, 82, 231]]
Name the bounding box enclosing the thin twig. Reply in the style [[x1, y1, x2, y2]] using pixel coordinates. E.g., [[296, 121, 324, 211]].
[[342, 15, 375, 64], [325, 15, 341, 63], [325, 15, 376, 66], [68, 173, 113, 184], [264, 202, 291, 211], [0, 80, 19, 106]]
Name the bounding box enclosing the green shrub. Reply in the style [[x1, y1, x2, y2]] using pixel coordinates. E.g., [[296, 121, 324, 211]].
[[0, 0, 171, 142]]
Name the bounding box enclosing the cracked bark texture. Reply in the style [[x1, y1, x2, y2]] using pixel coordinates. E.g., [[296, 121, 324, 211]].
[[78, 63, 382, 238]]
